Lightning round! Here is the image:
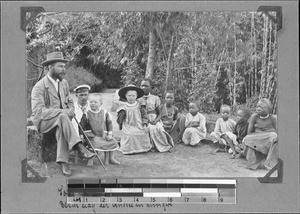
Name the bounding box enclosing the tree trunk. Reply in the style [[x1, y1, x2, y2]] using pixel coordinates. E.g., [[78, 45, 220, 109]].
[[254, 26, 258, 94], [252, 12, 258, 97], [271, 23, 278, 113], [266, 19, 273, 97], [250, 12, 254, 97], [260, 14, 268, 98], [233, 20, 237, 106], [249, 73, 252, 97], [145, 28, 156, 79], [165, 33, 175, 93]]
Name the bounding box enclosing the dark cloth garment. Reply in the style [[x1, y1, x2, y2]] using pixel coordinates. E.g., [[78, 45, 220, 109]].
[[233, 120, 249, 144], [87, 110, 112, 137], [117, 104, 148, 130], [79, 113, 89, 136], [160, 104, 179, 131], [80, 109, 118, 151]]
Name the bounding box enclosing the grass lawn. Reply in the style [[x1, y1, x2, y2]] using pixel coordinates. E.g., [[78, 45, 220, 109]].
[[31, 89, 271, 178]]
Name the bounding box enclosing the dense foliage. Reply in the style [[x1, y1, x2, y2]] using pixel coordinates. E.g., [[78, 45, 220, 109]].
[[26, 11, 278, 114]]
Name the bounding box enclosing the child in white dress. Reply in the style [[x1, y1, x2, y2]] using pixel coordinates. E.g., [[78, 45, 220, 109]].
[[182, 101, 206, 146], [116, 85, 152, 154]]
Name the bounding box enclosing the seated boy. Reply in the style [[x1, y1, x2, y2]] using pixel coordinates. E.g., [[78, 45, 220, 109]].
[[210, 104, 236, 153], [82, 93, 120, 165], [182, 100, 206, 146], [222, 108, 251, 158]]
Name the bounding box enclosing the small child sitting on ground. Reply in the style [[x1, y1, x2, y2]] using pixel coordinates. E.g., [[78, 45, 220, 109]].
[[221, 108, 251, 159], [182, 100, 206, 146], [82, 93, 120, 165], [243, 98, 277, 170], [116, 85, 152, 154], [159, 91, 186, 144], [210, 104, 236, 153]]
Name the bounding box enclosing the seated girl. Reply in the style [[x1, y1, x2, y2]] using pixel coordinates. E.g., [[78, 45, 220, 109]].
[[182, 100, 207, 146], [116, 85, 152, 155], [138, 79, 174, 152], [159, 91, 186, 144], [243, 98, 277, 170]]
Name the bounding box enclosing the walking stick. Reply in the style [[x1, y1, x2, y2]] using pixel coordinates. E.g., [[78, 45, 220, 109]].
[[74, 117, 107, 171]]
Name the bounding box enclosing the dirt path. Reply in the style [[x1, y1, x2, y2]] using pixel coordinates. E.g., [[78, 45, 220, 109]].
[[38, 89, 269, 178]]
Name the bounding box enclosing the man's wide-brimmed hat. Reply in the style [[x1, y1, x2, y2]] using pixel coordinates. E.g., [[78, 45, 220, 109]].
[[41, 52, 68, 66], [118, 84, 144, 100]]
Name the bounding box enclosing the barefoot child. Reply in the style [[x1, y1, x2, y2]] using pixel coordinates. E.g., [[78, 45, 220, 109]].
[[159, 91, 185, 144], [83, 93, 120, 165], [182, 100, 206, 146], [243, 98, 277, 170], [210, 104, 236, 153], [116, 85, 152, 154], [222, 108, 251, 158]]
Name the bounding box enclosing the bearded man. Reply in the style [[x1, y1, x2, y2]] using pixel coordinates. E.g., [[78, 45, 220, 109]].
[[31, 52, 94, 176]]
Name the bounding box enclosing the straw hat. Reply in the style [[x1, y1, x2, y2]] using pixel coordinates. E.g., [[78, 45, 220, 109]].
[[41, 52, 68, 66], [118, 84, 144, 100]]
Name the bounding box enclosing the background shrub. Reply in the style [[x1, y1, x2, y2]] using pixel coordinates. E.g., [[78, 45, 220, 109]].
[[64, 66, 103, 92]]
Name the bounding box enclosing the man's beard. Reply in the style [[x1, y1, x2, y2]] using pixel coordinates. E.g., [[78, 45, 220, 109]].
[[52, 72, 64, 81]]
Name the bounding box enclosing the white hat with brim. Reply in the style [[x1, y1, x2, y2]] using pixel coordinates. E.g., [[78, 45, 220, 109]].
[[41, 52, 68, 67], [118, 84, 144, 100], [73, 84, 91, 92]]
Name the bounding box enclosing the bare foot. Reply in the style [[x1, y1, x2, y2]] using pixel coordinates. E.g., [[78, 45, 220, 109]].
[[213, 148, 225, 154], [109, 158, 120, 165], [104, 161, 110, 165], [229, 153, 237, 159]]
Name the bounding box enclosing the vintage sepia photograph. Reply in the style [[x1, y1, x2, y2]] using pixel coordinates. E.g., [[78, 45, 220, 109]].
[[26, 10, 278, 178]]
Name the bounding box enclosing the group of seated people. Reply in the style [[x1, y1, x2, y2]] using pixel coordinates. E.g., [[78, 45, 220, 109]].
[[30, 52, 278, 176], [76, 78, 278, 172]]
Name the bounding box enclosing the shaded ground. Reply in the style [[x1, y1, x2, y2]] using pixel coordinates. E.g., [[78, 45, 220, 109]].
[[28, 89, 271, 178]]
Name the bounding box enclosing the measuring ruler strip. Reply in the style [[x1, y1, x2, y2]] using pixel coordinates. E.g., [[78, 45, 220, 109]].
[[67, 179, 236, 204]]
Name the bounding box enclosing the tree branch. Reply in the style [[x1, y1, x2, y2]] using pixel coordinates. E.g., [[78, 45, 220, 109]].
[[27, 58, 43, 68]]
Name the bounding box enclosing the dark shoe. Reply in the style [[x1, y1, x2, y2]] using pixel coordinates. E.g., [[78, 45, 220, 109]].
[[75, 143, 95, 159], [57, 162, 72, 176]]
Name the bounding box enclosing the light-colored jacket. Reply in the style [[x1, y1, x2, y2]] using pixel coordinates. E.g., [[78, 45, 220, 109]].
[[31, 75, 74, 131]]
